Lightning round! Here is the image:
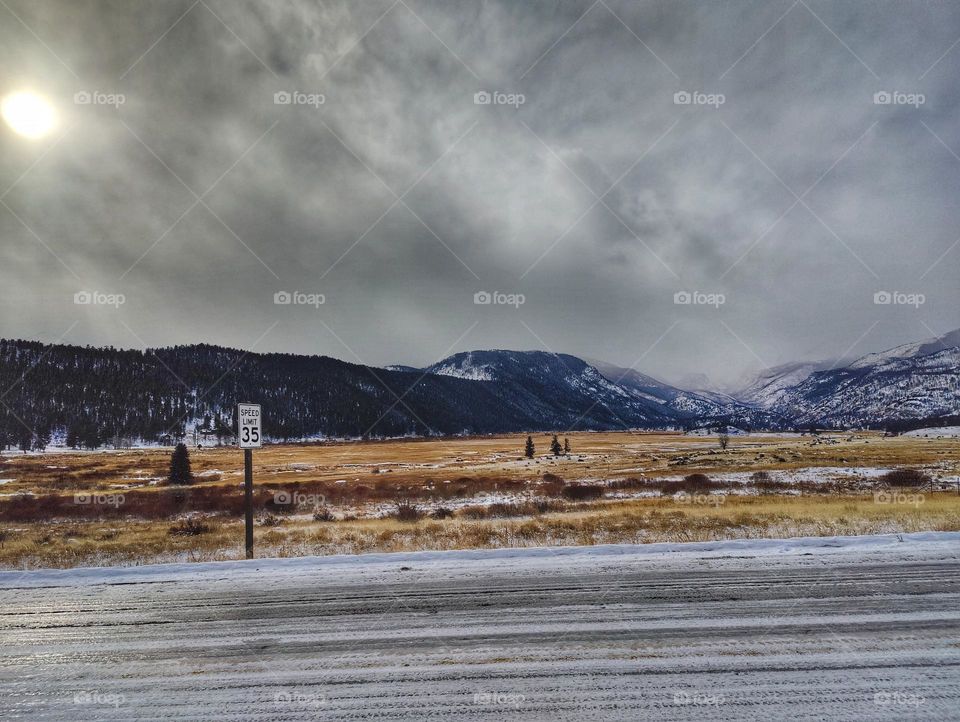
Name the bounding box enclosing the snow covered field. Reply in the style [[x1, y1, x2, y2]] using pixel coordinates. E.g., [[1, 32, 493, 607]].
[[2, 533, 959, 720], [904, 426, 960, 438]]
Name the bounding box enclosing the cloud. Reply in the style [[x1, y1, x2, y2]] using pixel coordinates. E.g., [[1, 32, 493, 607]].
[[0, 0, 958, 387]]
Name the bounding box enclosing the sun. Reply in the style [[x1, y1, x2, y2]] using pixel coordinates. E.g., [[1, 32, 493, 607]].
[[1, 91, 57, 140]]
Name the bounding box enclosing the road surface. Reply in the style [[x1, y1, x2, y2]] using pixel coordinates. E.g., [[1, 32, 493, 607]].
[[1, 534, 959, 720]]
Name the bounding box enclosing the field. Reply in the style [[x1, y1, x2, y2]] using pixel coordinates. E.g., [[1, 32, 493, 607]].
[[1, 430, 959, 568]]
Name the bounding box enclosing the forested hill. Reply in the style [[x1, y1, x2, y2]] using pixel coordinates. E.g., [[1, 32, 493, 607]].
[[0, 340, 689, 449]]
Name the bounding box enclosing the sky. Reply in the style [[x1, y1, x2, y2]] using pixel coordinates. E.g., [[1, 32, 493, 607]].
[[1, 0, 958, 389]]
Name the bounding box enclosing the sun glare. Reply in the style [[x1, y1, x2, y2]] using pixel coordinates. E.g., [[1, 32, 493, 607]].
[[1, 91, 57, 139]]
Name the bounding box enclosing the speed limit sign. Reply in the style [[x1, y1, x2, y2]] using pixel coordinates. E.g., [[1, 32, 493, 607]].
[[237, 403, 262, 448], [237, 402, 261, 559]]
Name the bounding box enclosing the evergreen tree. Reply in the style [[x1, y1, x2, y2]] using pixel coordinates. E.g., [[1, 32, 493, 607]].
[[550, 434, 562, 456], [33, 428, 51, 452], [80, 422, 101, 450], [168, 442, 193, 485], [524, 435, 535, 458], [563, 437, 570, 455]]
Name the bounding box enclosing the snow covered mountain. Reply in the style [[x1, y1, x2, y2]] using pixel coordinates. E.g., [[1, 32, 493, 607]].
[[2, 327, 956, 447], [586, 359, 783, 429], [425, 350, 677, 429], [734, 360, 835, 409], [774, 329, 960, 427]]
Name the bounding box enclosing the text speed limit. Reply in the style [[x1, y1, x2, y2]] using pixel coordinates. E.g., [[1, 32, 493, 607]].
[[237, 403, 262, 448]]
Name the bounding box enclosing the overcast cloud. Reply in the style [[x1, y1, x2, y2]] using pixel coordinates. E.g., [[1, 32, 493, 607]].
[[1, 0, 958, 387]]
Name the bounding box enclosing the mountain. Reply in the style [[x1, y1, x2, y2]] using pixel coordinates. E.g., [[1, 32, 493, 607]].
[[0, 327, 956, 448], [774, 329, 960, 427], [0, 342, 682, 449], [586, 359, 781, 429], [735, 360, 835, 409], [425, 350, 677, 429], [848, 328, 960, 370]]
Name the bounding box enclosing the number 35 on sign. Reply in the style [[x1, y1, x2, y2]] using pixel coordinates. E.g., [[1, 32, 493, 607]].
[[237, 403, 262, 448]]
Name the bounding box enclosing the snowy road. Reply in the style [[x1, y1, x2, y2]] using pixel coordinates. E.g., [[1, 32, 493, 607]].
[[2, 534, 959, 720]]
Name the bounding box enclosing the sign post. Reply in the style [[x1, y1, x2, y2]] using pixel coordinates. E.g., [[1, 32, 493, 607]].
[[237, 403, 262, 559]]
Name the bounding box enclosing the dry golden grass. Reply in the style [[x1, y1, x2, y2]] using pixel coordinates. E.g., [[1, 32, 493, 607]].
[[2, 431, 957, 568], [3, 430, 958, 497], [3, 492, 958, 570]]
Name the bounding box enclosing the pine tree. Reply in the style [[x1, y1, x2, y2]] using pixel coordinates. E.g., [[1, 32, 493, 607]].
[[563, 437, 570, 455], [524, 435, 535, 458], [168, 442, 193, 485], [81, 422, 101, 450], [33, 428, 51, 452], [550, 434, 562, 456]]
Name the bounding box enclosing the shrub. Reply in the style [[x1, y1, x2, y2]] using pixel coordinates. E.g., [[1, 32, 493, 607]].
[[168, 518, 210, 536], [540, 473, 566, 496], [682, 473, 713, 488], [881, 469, 931, 488], [312, 506, 334, 522], [458, 500, 564, 519], [561, 484, 604, 501], [394, 499, 422, 522], [458, 505, 493, 520]]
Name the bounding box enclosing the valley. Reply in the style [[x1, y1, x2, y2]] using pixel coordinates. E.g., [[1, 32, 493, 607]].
[[2, 430, 958, 569]]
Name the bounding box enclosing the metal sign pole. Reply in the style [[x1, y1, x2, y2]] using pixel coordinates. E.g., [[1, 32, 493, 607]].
[[244, 447, 254, 559], [237, 402, 262, 560]]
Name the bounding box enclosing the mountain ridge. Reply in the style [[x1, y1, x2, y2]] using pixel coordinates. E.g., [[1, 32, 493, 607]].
[[0, 327, 956, 447]]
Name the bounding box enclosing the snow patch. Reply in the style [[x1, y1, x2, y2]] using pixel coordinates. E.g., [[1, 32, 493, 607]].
[[904, 426, 960, 438]]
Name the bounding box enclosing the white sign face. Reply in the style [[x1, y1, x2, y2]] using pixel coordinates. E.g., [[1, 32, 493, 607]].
[[237, 403, 262, 448]]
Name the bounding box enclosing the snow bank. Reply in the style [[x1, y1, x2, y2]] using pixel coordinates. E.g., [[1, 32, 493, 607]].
[[4, 531, 958, 588]]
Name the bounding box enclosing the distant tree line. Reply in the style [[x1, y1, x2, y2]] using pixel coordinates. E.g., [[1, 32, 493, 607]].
[[871, 415, 960, 434], [0, 339, 450, 448], [0, 339, 605, 449]]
